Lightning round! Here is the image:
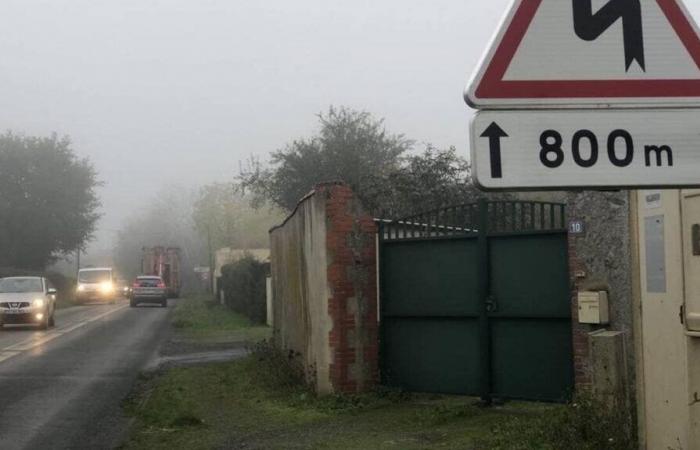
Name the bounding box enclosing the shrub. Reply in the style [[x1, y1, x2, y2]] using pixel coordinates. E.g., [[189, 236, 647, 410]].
[[45, 271, 77, 302], [248, 339, 308, 392], [219, 255, 268, 323], [474, 392, 637, 450]]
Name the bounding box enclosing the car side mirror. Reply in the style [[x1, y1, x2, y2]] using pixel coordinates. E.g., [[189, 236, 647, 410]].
[[47, 288, 57, 295]]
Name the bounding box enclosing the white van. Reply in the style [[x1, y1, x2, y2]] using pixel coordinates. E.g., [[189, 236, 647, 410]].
[[76, 267, 116, 304]]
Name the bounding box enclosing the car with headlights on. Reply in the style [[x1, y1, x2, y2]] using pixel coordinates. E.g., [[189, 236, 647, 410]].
[[0, 277, 57, 329], [129, 275, 168, 308], [76, 267, 117, 304]]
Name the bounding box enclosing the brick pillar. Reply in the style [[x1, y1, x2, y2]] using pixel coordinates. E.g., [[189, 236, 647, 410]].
[[569, 233, 592, 388], [320, 183, 378, 393]]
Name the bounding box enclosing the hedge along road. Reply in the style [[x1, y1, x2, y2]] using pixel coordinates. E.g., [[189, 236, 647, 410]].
[[0, 299, 174, 450]]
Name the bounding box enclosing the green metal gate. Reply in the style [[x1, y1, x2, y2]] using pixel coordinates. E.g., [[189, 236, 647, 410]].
[[379, 200, 573, 402]]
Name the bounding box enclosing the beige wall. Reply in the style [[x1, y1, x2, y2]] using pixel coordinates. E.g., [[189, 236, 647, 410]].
[[635, 189, 699, 449], [269, 192, 332, 393]]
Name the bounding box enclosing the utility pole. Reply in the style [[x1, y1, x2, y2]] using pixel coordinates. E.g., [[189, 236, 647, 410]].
[[207, 223, 214, 295], [75, 248, 81, 279]]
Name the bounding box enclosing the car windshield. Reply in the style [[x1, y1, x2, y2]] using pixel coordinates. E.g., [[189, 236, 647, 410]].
[[79, 270, 111, 283], [0, 278, 43, 293]]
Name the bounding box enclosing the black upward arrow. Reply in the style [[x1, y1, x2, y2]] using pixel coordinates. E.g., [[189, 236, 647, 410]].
[[480, 122, 508, 179], [573, 0, 646, 72]]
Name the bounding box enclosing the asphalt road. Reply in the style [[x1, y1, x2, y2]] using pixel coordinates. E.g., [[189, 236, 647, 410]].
[[0, 299, 173, 450]]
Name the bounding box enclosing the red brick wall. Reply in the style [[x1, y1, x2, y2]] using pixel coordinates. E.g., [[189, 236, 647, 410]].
[[320, 183, 378, 393], [569, 234, 592, 388]]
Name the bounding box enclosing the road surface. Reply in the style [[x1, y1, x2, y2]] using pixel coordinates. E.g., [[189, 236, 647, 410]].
[[0, 300, 173, 450]]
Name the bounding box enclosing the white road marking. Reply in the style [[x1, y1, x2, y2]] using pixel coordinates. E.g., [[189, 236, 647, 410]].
[[0, 304, 128, 363]]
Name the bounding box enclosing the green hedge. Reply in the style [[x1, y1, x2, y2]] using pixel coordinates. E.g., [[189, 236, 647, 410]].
[[219, 256, 268, 324]]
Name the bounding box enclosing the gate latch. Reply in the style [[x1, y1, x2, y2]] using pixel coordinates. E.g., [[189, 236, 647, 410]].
[[485, 295, 499, 313]]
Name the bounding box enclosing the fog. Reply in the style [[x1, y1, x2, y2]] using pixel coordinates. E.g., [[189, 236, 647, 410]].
[[1, 0, 699, 249]]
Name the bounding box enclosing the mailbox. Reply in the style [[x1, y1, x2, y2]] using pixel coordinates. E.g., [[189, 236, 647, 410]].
[[578, 291, 610, 325]]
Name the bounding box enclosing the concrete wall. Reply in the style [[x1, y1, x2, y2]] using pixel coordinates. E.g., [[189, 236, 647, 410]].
[[269, 182, 378, 394], [567, 191, 636, 393]]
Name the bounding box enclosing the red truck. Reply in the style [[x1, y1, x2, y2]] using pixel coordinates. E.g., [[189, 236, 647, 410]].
[[141, 246, 182, 298]]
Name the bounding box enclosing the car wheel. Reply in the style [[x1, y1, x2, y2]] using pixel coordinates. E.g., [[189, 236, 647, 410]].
[[49, 314, 55, 328], [130, 299, 137, 308]]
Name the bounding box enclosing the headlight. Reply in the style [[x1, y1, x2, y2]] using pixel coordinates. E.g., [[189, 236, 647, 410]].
[[77, 284, 85, 292], [33, 298, 45, 308], [99, 282, 114, 294]]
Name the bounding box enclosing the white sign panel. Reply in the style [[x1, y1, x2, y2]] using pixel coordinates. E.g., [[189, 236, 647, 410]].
[[465, 0, 700, 108], [470, 109, 700, 190]]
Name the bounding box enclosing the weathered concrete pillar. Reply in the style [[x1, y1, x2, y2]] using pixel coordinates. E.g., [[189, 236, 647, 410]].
[[589, 330, 629, 408]]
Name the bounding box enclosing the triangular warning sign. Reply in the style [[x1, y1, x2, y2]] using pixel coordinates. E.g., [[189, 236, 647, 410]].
[[465, 0, 700, 108]]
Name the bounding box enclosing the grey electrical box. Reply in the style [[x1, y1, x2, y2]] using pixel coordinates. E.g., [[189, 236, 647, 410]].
[[645, 216, 667, 293]]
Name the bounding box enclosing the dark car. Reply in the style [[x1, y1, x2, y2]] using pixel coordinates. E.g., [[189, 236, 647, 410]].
[[129, 276, 168, 308]]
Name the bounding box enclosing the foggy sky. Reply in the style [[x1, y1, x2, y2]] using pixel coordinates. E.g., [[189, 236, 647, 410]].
[[1, 0, 698, 248]]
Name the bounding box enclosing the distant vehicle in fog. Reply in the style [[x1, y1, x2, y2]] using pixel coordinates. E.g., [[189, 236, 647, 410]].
[[0, 277, 57, 329], [141, 247, 181, 298], [76, 268, 117, 304], [129, 275, 168, 308], [116, 278, 130, 298]]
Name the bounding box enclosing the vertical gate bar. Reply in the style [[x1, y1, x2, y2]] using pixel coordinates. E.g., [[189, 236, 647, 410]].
[[539, 203, 545, 231], [450, 206, 457, 236], [550, 204, 555, 230], [560, 204, 566, 230], [427, 212, 432, 238], [498, 203, 505, 232], [467, 205, 473, 233], [476, 199, 492, 404], [500, 203, 506, 232]]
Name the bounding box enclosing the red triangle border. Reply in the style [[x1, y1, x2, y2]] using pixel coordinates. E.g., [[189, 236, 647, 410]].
[[475, 0, 700, 99]]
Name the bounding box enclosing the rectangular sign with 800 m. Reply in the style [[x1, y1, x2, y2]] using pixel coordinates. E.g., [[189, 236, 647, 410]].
[[470, 109, 700, 190]]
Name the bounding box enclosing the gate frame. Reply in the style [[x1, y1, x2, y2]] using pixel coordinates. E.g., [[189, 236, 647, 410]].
[[378, 198, 571, 403]]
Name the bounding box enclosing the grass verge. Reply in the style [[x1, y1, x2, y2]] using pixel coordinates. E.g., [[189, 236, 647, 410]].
[[123, 355, 561, 450], [123, 297, 634, 449], [123, 341, 634, 450], [170, 295, 271, 345]]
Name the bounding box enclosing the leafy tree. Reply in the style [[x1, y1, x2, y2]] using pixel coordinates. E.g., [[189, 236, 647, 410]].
[[239, 106, 412, 212], [372, 145, 479, 218], [192, 183, 284, 251], [240, 106, 497, 219], [0, 133, 100, 269]]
